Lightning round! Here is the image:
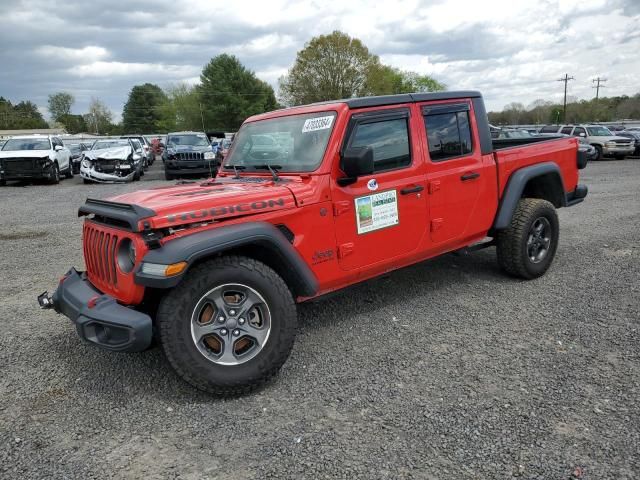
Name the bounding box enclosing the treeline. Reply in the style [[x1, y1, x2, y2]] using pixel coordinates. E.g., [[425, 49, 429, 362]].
[[488, 94, 640, 126], [3, 30, 447, 134]]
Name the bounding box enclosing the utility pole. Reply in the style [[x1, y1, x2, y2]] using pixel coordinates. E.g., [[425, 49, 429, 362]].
[[592, 77, 607, 100], [557, 73, 574, 123], [199, 103, 206, 132]]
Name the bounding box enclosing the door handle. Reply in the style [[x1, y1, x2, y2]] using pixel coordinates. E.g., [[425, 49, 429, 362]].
[[400, 185, 424, 195], [460, 172, 480, 181]]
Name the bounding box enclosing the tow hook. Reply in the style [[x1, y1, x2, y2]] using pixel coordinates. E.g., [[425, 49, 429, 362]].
[[37, 291, 54, 309]]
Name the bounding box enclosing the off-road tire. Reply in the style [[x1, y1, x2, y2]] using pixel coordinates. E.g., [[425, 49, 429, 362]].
[[496, 198, 559, 279], [593, 145, 603, 161], [158, 255, 297, 396], [49, 163, 60, 184], [164, 171, 174, 181]]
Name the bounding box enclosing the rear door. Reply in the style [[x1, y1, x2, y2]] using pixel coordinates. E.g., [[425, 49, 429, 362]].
[[331, 106, 428, 271], [418, 101, 491, 244]]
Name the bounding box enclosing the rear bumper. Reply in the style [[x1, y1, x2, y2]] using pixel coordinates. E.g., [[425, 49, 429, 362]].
[[45, 268, 152, 352], [566, 184, 588, 206]]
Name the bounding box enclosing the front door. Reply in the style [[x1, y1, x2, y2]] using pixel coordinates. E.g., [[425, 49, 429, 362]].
[[331, 107, 428, 271]]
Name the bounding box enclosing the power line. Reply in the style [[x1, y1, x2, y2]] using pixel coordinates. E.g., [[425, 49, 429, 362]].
[[592, 77, 607, 100], [556, 73, 575, 123]]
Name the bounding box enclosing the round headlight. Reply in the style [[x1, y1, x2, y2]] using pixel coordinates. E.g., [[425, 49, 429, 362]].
[[204, 151, 215, 159], [117, 238, 136, 273], [81, 159, 90, 168]]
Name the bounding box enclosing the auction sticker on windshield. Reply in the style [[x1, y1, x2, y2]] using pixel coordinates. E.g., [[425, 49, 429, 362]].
[[302, 115, 334, 133], [355, 190, 399, 234]]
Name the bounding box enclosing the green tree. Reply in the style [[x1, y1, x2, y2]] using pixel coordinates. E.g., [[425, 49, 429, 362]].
[[279, 31, 379, 105], [57, 114, 87, 134], [47, 92, 74, 121], [122, 83, 169, 133], [161, 83, 201, 132], [200, 54, 278, 130]]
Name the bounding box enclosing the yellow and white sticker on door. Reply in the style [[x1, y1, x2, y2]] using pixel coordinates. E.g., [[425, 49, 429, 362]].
[[355, 190, 399, 234]]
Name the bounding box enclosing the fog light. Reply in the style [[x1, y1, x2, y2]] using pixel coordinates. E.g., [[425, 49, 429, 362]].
[[140, 261, 187, 277]]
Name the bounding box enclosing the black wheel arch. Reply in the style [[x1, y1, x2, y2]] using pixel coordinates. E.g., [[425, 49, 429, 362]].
[[493, 162, 566, 230], [135, 221, 319, 298]]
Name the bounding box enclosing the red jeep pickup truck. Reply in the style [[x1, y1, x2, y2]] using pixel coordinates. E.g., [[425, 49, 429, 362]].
[[39, 91, 588, 395]]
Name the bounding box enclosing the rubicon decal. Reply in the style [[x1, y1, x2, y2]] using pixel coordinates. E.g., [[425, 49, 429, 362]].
[[166, 198, 286, 223]]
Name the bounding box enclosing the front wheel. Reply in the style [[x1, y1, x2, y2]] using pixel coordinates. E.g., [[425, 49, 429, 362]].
[[496, 198, 559, 279], [64, 162, 74, 179], [158, 256, 297, 396], [48, 163, 60, 184], [593, 145, 603, 161]]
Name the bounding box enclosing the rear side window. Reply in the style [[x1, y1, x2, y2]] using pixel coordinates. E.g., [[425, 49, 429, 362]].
[[424, 110, 473, 161], [350, 118, 411, 172], [560, 127, 573, 135], [539, 125, 560, 134]]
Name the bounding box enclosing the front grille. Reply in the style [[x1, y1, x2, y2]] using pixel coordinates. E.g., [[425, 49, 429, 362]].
[[3, 158, 37, 173], [612, 139, 632, 145], [176, 152, 204, 161], [83, 223, 119, 287], [95, 158, 118, 173]]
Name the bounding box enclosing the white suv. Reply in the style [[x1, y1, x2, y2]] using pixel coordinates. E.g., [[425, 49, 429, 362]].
[[548, 125, 635, 160], [0, 135, 72, 185]]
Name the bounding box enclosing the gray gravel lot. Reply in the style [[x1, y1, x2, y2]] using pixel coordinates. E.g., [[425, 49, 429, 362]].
[[1, 159, 639, 479]]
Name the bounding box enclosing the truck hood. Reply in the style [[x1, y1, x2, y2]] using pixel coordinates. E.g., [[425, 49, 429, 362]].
[[0, 150, 51, 159], [108, 178, 297, 229], [85, 146, 132, 160]]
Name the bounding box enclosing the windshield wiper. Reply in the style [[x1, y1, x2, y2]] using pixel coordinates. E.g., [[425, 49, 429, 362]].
[[253, 164, 283, 182], [223, 164, 246, 179]]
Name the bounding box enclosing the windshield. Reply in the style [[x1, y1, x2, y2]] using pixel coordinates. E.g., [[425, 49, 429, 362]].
[[167, 134, 209, 148], [2, 138, 51, 151], [224, 112, 336, 172], [221, 139, 232, 149], [586, 126, 612, 136], [92, 140, 130, 150]]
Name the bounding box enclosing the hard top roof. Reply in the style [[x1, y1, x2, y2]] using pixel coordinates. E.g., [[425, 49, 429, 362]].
[[311, 90, 483, 109]]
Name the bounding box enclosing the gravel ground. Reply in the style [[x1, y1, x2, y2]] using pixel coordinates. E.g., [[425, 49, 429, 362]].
[[0, 159, 639, 479]]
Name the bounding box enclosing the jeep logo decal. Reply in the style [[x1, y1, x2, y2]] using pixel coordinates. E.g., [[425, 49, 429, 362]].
[[166, 198, 286, 223]]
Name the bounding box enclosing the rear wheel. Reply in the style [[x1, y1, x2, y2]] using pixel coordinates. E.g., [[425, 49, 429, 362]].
[[158, 256, 297, 396], [496, 198, 559, 279]]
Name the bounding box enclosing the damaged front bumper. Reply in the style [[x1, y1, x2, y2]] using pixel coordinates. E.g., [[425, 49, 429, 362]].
[[80, 164, 136, 183], [38, 268, 152, 352]]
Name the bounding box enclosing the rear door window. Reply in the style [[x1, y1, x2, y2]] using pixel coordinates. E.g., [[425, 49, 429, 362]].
[[560, 127, 573, 135], [423, 105, 473, 161]]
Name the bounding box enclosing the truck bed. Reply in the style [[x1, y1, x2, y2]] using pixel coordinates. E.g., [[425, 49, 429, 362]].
[[492, 136, 579, 198]]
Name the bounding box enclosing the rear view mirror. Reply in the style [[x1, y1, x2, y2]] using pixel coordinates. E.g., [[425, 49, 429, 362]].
[[54, 145, 63, 151], [339, 146, 374, 186]]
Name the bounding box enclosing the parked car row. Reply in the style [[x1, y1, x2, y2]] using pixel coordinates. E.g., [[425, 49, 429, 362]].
[[491, 124, 638, 161], [0, 134, 155, 186]]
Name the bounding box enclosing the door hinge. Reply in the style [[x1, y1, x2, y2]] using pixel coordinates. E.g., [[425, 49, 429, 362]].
[[430, 218, 444, 232], [333, 201, 351, 217], [428, 180, 441, 194], [338, 243, 354, 258]]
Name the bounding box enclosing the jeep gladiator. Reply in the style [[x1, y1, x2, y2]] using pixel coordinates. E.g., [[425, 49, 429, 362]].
[[39, 91, 588, 395]]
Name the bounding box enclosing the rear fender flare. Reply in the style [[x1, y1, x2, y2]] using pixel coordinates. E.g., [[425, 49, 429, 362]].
[[493, 162, 566, 230], [134, 221, 319, 297]]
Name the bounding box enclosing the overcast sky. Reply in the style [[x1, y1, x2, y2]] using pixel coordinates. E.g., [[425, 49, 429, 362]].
[[1, 0, 638, 120]]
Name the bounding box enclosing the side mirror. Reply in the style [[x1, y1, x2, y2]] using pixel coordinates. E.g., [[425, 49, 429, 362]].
[[338, 146, 374, 186], [54, 145, 63, 151], [579, 133, 586, 137]]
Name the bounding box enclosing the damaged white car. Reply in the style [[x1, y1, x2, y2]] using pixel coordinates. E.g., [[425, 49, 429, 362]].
[[81, 138, 144, 184]]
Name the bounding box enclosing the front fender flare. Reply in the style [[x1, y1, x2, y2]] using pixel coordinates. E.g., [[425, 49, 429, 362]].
[[134, 222, 319, 297], [493, 162, 566, 230]]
